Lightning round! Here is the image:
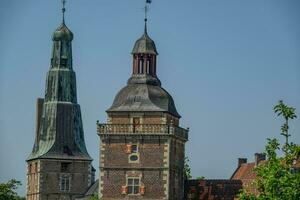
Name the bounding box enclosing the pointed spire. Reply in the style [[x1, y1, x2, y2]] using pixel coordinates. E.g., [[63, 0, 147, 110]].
[[62, 0, 66, 24], [144, 0, 151, 34], [144, 18, 148, 34]]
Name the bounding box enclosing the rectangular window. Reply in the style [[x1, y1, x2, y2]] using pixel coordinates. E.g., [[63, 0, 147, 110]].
[[60, 175, 70, 192], [127, 177, 140, 195]]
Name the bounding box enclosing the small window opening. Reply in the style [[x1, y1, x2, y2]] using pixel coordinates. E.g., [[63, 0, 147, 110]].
[[61, 162, 71, 172], [61, 58, 67, 67], [131, 144, 138, 153]]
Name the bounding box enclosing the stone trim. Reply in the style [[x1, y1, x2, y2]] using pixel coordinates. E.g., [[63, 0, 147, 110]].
[[163, 140, 170, 199]]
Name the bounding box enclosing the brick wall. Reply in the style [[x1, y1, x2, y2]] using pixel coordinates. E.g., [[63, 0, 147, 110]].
[[27, 159, 91, 200], [100, 113, 186, 200], [102, 140, 165, 168]]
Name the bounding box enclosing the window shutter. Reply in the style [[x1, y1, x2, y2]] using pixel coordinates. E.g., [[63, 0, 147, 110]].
[[125, 144, 132, 154], [121, 185, 128, 194], [140, 185, 145, 195]]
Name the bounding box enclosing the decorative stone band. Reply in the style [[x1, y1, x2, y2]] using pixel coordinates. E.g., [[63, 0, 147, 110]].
[[97, 123, 188, 141]]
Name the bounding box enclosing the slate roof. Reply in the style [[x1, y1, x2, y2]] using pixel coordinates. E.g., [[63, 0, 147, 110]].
[[107, 24, 180, 118], [107, 74, 181, 118], [75, 180, 99, 200], [131, 23, 158, 55]]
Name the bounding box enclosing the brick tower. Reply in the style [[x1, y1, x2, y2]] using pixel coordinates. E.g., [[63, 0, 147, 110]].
[[26, 2, 93, 200], [97, 10, 189, 200]]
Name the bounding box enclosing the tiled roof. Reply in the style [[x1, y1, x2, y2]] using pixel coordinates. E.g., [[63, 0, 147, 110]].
[[231, 162, 256, 180], [186, 179, 242, 200], [231, 162, 258, 194]]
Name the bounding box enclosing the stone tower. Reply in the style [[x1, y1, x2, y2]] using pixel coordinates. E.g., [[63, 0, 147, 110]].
[[97, 17, 189, 199], [26, 3, 93, 200]]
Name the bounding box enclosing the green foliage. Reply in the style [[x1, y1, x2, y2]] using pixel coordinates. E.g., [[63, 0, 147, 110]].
[[184, 156, 192, 180], [274, 100, 297, 146], [196, 176, 205, 180], [239, 101, 300, 200], [89, 194, 99, 200], [0, 179, 25, 200]]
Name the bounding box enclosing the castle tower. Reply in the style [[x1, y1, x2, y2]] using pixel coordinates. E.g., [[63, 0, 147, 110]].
[[97, 5, 189, 199], [26, 2, 93, 200]]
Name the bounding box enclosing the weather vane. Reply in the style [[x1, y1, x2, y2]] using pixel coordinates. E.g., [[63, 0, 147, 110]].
[[144, 0, 152, 22], [62, 0, 66, 24]]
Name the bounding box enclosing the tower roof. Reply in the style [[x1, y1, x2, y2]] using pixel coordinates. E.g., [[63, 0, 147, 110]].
[[52, 0, 73, 41], [27, 1, 91, 161], [131, 20, 158, 55], [107, 78, 180, 118], [108, 1, 180, 118], [52, 23, 73, 41]]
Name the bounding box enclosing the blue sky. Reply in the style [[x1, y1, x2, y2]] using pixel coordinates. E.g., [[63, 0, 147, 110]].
[[0, 0, 299, 196]]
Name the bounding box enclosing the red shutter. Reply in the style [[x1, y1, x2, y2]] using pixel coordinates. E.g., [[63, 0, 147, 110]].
[[121, 185, 128, 194], [125, 144, 132, 154], [140, 185, 145, 195]]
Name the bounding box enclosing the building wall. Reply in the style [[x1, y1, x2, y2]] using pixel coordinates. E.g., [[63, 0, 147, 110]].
[[99, 113, 186, 200], [169, 138, 185, 200], [102, 140, 165, 167], [99, 137, 168, 199], [100, 170, 166, 199], [27, 159, 92, 200]]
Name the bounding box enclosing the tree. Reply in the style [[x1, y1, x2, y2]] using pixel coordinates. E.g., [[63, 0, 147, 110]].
[[238, 100, 300, 200], [274, 100, 297, 149], [89, 194, 99, 200], [0, 179, 25, 200], [184, 156, 192, 180]]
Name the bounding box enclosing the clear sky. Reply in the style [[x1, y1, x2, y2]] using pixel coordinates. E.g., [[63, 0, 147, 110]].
[[0, 0, 299, 196]]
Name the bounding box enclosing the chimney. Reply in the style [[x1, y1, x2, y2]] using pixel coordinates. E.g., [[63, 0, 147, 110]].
[[238, 158, 247, 167], [255, 153, 266, 166]]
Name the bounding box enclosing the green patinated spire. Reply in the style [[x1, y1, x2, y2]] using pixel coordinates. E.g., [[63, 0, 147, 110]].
[[28, 1, 91, 161]]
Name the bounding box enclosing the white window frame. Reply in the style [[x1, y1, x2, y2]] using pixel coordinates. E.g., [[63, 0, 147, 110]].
[[60, 174, 71, 192], [127, 177, 140, 195], [128, 143, 140, 163]]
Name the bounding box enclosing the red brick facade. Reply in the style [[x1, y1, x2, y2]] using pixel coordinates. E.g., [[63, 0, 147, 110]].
[[98, 113, 188, 200]]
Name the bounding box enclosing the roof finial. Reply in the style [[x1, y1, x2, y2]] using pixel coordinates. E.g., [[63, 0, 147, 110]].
[[62, 0, 66, 24], [144, 0, 152, 34]]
